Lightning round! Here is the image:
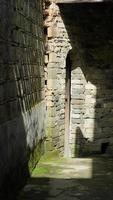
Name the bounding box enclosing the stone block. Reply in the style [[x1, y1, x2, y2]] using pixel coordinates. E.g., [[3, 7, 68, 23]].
[[85, 83, 97, 90], [47, 79, 58, 89], [85, 97, 96, 105], [49, 52, 57, 62], [71, 118, 81, 124], [47, 100, 54, 107], [72, 109, 82, 114], [48, 69, 57, 79], [71, 100, 84, 107], [71, 88, 85, 95], [59, 124, 65, 131], [71, 79, 85, 85], [84, 109, 95, 119], [84, 119, 95, 128], [72, 99, 84, 105], [71, 113, 81, 119], [48, 27, 58, 38], [47, 63, 59, 69], [58, 136, 64, 147], [48, 27, 54, 38], [48, 108, 56, 117], [45, 55, 49, 64]]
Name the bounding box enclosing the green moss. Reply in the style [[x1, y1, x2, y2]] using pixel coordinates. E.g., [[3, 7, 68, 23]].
[[28, 140, 44, 174], [30, 149, 68, 178], [32, 165, 50, 176], [44, 140, 53, 151], [39, 149, 60, 163], [46, 126, 54, 138]]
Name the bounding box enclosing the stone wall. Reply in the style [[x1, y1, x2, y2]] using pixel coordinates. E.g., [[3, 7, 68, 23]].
[[44, 2, 71, 154], [45, 2, 113, 157], [0, 0, 45, 197]]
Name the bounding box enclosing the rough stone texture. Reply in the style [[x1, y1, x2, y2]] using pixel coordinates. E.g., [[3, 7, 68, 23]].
[[45, 2, 113, 157], [0, 0, 45, 198], [44, 2, 71, 154]]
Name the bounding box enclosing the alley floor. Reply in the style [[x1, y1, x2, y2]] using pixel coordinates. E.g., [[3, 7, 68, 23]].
[[19, 155, 113, 200]]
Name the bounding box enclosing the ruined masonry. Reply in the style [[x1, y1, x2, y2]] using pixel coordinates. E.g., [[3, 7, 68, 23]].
[[44, 2, 113, 157], [44, 2, 71, 154]]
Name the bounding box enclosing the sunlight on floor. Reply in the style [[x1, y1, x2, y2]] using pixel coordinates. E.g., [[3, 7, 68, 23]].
[[51, 158, 93, 179], [32, 158, 93, 179]]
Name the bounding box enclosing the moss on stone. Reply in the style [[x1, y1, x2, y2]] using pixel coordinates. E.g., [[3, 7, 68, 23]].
[[39, 149, 60, 162], [32, 165, 51, 176], [28, 140, 44, 174]]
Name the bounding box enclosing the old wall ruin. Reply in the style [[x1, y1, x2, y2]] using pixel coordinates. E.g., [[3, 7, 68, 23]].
[[44, 2, 71, 154], [45, 2, 113, 157], [0, 0, 45, 197]]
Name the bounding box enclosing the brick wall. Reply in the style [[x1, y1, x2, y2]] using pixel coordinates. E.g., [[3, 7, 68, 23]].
[[0, 0, 45, 197]]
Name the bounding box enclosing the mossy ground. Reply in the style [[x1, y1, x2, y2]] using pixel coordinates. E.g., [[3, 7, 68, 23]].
[[31, 150, 66, 177]]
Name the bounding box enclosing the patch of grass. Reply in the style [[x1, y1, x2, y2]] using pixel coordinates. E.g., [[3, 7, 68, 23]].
[[31, 150, 68, 177], [32, 165, 50, 176]]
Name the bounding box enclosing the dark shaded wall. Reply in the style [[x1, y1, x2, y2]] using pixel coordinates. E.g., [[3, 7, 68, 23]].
[[0, 0, 46, 198], [59, 3, 113, 156]]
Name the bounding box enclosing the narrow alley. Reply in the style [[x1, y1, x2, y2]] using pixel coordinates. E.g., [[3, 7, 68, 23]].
[[0, 1, 113, 199]]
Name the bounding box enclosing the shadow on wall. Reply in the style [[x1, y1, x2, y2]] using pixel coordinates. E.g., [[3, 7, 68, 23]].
[[75, 126, 111, 157], [75, 127, 87, 157], [59, 2, 113, 156], [0, 1, 45, 198]]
